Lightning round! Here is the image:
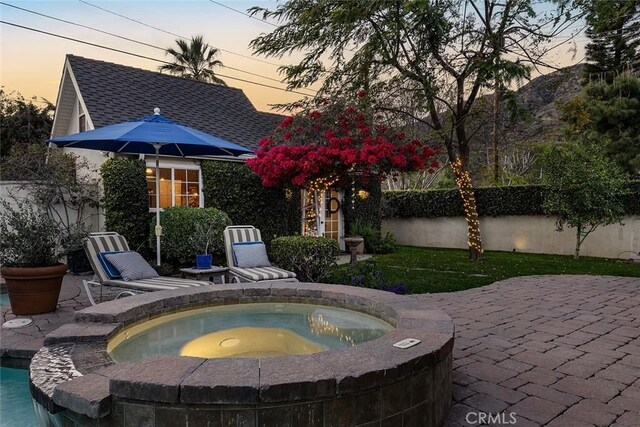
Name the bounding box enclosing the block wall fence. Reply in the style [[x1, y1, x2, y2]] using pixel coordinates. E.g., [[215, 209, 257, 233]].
[[382, 215, 640, 259]]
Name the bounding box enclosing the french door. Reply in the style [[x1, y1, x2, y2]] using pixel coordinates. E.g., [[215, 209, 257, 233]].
[[301, 189, 344, 250]]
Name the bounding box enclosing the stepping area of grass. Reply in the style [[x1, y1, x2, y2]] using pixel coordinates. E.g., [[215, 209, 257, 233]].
[[354, 246, 640, 294]]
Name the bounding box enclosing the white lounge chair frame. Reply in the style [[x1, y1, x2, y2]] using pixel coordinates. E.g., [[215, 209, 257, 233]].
[[82, 232, 210, 306]]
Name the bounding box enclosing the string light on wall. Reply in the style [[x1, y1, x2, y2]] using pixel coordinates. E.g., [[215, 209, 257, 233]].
[[303, 190, 318, 236], [450, 159, 484, 258], [357, 190, 369, 200], [351, 177, 356, 210]]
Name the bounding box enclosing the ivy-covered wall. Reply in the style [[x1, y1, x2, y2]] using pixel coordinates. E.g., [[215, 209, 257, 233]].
[[383, 183, 640, 218], [100, 157, 150, 250], [201, 161, 301, 241], [343, 179, 382, 233]]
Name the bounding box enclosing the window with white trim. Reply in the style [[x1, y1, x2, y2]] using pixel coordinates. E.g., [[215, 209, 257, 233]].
[[146, 167, 201, 209]]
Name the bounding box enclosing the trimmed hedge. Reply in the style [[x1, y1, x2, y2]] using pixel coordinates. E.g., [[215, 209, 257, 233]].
[[383, 183, 640, 218], [153, 206, 232, 266], [270, 235, 340, 282], [100, 158, 149, 249], [201, 161, 301, 242]]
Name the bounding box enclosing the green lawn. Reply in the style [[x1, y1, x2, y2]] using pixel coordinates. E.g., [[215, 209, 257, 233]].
[[359, 246, 640, 294]]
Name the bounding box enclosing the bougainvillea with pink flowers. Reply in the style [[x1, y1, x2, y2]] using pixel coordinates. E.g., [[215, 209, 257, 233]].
[[247, 97, 440, 189]]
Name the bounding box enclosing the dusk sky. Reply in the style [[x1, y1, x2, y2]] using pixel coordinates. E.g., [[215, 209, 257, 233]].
[[1, 1, 587, 113]]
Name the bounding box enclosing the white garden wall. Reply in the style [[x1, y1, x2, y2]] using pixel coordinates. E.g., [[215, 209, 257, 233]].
[[0, 181, 101, 232], [382, 215, 640, 259]]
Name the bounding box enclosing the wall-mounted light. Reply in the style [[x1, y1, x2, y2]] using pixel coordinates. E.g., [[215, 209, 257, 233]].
[[145, 168, 153, 175], [357, 190, 369, 200]]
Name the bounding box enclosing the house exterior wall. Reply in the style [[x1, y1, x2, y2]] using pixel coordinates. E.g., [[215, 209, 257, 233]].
[[61, 98, 110, 180], [382, 215, 640, 259], [66, 95, 80, 135]]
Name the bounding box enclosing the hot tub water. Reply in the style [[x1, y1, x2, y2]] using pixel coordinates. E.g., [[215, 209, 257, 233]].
[[108, 303, 393, 362]]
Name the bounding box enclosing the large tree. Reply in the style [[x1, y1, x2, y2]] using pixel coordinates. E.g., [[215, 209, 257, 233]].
[[250, 0, 579, 260], [562, 72, 640, 174], [159, 35, 227, 85], [583, 0, 640, 81]]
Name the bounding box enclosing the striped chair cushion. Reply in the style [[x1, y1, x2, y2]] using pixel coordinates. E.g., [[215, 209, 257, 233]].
[[230, 266, 296, 282], [84, 233, 130, 282], [224, 226, 262, 268], [104, 277, 210, 291]]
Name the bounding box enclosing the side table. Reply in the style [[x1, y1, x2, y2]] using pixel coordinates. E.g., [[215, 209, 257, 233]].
[[180, 266, 229, 284]]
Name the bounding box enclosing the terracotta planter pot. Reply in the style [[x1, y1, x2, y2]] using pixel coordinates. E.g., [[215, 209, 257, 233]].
[[1, 263, 67, 315]]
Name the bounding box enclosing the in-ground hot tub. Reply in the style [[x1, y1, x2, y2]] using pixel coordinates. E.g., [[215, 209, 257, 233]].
[[108, 303, 394, 361], [30, 282, 454, 427]]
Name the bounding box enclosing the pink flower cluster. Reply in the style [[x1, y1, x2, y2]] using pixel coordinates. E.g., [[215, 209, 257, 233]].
[[248, 101, 439, 188]]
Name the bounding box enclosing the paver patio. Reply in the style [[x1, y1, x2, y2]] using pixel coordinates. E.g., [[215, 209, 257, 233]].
[[1, 274, 639, 426], [416, 275, 640, 427]]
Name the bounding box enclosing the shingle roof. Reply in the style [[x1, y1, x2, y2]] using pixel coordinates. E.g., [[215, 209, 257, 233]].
[[66, 55, 284, 151]]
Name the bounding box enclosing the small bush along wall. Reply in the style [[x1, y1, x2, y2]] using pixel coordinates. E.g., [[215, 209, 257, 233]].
[[153, 206, 232, 267], [201, 161, 301, 242], [384, 184, 640, 218], [625, 181, 640, 214], [100, 158, 149, 249], [343, 179, 382, 231], [269, 235, 340, 282]]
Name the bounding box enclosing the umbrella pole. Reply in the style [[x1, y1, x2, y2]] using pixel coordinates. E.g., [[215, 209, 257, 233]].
[[154, 144, 162, 267]]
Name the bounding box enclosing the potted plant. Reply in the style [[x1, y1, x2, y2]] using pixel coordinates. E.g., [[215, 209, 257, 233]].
[[1, 146, 100, 275], [0, 200, 66, 315], [190, 223, 216, 269]]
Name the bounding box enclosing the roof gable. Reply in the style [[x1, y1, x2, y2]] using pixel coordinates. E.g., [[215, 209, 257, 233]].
[[62, 55, 284, 150]]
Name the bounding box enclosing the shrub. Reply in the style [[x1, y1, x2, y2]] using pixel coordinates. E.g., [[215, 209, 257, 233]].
[[376, 233, 398, 254], [349, 221, 397, 254], [269, 236, 340, 282], [327, 259, 408, 295], [328, 259, 385, 288], [154, 207, 232, 267], [101, 158, 149, 250], [201, 161, 300, 242]]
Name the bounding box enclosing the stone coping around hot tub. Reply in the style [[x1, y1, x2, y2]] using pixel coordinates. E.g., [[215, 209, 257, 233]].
[[32, 282, 454, 419]]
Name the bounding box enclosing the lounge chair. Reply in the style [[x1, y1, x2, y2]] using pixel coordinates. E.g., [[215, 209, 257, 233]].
[[224, 226, 298, 283], [82, 232, 210, 305]]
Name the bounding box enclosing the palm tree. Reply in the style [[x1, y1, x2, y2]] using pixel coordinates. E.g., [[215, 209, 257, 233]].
[[159, 36, 226, 85]]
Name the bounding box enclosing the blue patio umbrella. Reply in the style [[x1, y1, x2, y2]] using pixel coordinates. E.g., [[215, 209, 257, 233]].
[[50, 108, 254, 266]]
